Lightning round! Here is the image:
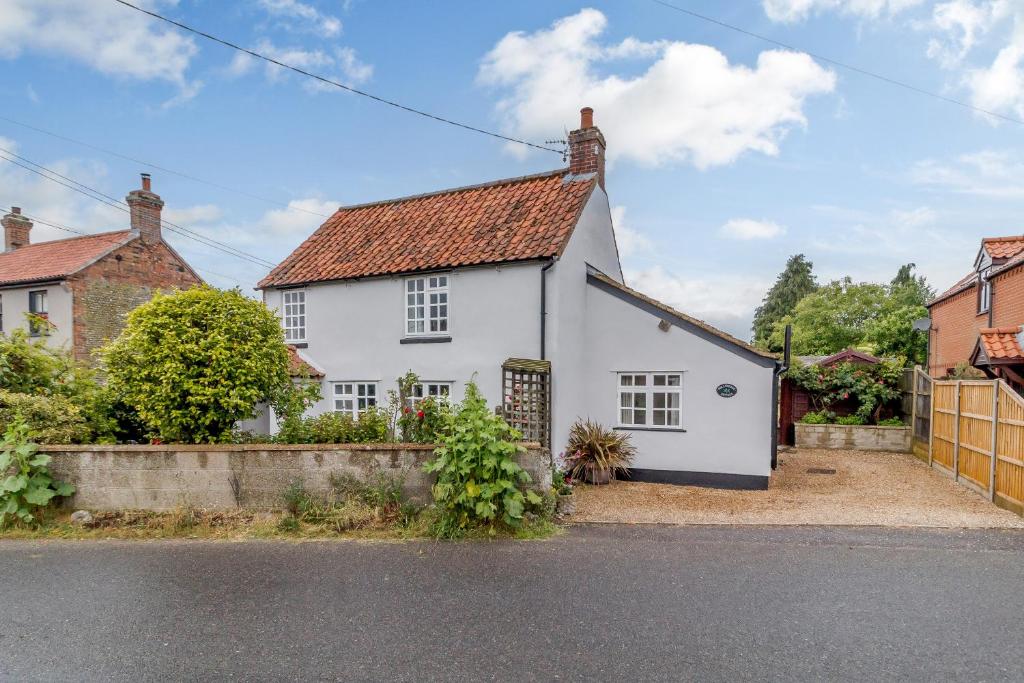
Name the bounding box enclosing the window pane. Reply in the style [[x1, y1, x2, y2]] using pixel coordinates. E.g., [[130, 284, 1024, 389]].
[[653, 410, 666, 426], [620, 393, 631, 408], [634, 375, 647, 386], [653, 393, 666, 409], [620, 408, 632, 424], [667, 375, 681, 386], [667, 393, 680, 409], [633, 393, 646, 408], [667, 410, 680, 426], [634, 409, 646, 425], [653, 374, 666, 386], [620, 375, 633, 387]]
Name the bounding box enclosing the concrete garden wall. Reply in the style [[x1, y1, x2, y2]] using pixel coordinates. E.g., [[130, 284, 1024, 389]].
[[795, 423, 911, 453], [44, 443, 551, 511]]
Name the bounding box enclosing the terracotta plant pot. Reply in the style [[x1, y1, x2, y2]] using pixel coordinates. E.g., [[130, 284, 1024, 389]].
[[586, 465, 612, 485]]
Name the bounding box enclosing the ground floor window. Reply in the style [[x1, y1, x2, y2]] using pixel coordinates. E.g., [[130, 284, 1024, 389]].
[[407, 382, 452, 408], [618, 372, 682, 428], [333, 382, 378, 417]]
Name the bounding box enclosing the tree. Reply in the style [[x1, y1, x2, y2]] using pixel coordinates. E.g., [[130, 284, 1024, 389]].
[[752, 254, 817, 349], [768, 264, 932, 365], [103, 287, 293, 443]]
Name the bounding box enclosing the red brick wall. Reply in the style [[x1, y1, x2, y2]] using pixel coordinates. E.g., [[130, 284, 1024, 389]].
[[992, 265, 1024, 329], [68, 239, 202, 361], [928, 284, 985, 377]]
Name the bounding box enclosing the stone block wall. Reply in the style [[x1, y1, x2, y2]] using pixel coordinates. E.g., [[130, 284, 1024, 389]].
[[44, 443, 551, 511], [794, 424, 912, 453]]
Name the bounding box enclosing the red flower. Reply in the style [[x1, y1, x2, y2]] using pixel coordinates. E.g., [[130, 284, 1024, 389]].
[[843, 392, 849, 399], [417, 410, 425, 420], [403, 406, 411, 414]]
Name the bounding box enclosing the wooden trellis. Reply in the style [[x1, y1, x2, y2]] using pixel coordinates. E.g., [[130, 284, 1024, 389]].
[[500, 358, 551, 449]]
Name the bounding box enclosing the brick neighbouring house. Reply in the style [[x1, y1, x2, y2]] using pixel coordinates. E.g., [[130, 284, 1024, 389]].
[[0, 174, 202, 361], [927, 236, 1024, 390]]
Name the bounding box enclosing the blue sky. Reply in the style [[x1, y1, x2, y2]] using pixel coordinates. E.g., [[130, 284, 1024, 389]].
[[1, 0, 1022, 338]]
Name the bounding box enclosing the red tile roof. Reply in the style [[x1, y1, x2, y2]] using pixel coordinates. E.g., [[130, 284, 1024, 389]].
[[258, 169, 597, 288], [983, 236, 1024, 260], [978, 327, 1024, 361], [287, 345, 325, 378], [0, 230, 135, 286]]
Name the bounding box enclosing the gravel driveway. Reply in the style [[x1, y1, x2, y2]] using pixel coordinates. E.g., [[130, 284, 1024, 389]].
[[572, 448, 1024, 528]]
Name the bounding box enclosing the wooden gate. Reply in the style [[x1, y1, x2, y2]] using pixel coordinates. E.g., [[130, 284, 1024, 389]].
[[929, 377, 1024, 514], [499, 358, 551, 449], [910, 367, 931, 461]]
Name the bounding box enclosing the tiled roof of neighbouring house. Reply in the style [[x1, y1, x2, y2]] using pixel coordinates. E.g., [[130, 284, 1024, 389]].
[[928, 271, 977, 307], [0, 230, 135, 286], [258, 169, 598, 288], [978, 327, 1024, 361], [983, 236, 1024, 260], [286, 345, 325, 378]]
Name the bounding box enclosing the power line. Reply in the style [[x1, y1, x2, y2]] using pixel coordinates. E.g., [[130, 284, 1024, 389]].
[[650, 0, 1024, 127], [112, 0, 564, 154], [0, 113, 335, 219], [0, 149, 276, 268]]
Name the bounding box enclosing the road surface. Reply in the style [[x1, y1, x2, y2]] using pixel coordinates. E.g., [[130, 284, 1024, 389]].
[[2, 525, 1023, 681]]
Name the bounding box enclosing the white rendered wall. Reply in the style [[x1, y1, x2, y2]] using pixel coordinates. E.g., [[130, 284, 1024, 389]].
[[0, 282, 74, 351]]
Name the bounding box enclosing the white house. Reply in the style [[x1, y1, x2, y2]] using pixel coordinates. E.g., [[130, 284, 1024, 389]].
[[258, 108, 782, 489]]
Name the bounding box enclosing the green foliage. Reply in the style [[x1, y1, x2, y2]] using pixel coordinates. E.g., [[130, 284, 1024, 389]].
[[281, 407, 390, 444], [835, 414, 866, 425], [271, 380, 323, 444], [0, 391, 90, 444], [877, 417, 905, 426], [752, 254, 817, 349], [424, 381, 538, 537], [944, 362, 987, 380], [768, 264, 931, 365], [0, 419, 75, 526], [787, 359, 904, 423], [562, 419, 636, 482], [103, 287, 293, 443], [800, 410, 830, 424], [279, 473, 417, 533]]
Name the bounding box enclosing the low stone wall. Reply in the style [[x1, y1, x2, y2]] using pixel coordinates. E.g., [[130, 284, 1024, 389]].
[[44, 443, 551, 511], [794, 424, 911, 453]]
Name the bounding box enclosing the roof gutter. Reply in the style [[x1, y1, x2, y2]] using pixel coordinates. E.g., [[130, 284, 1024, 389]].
[[540, 258, 555, 360]]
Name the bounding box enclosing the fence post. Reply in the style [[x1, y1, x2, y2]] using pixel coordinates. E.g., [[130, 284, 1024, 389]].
[[928, 374, 935, 467], [991, 380, 1000, 502], [911, 367, 918, 439], [953, 380, 962, 482]]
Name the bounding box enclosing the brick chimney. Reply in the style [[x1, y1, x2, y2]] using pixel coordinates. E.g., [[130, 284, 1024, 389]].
[[2, 207, 32, 252], [126, 173, 164, 245], [568, 106, 606, 190]]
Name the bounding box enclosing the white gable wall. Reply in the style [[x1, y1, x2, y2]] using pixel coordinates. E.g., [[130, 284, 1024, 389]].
[[581, 281, 776, 479], [0, 282, 74, 351], [546, 185, 623, 458], [264, 261, 542, 416]]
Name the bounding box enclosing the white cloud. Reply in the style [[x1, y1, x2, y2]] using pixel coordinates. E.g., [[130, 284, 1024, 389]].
[[164, 204, 223, 227], [625, 265, 771, 339], [25, 84, 39, 104], [478, 9, 836, 169], [910, 149, 1024, 197], [763, 0, 923, 23], [719, 218, 786, 240], [0, 0, 199, 99], [610, 206, 652, 258], [257, 0, 343, 37], [230, 39, 372, 90]]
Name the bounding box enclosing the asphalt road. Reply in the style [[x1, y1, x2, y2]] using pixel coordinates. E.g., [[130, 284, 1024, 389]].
[[3, 525, 1024, 682]]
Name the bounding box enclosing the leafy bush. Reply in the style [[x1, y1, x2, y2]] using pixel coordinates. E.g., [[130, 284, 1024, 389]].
[[0, 419, 75, 526], [563, 419, 636, 483], [877, 417, 905, 426], [424, 381, 540, 536], [800, 411, 830, 424], [399, 395, 451, 444], [786, 359, 903, 423], [0, 390, 90, 444], [280, 473, 417, 533], [273, 407, 390, 445], [103, 287, 294, 443], [835, 414, 866, 426]]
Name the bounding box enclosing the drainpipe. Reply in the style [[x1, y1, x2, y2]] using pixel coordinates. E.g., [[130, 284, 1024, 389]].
[[540, 259, 555, 359], [771, 325, 792, 470]]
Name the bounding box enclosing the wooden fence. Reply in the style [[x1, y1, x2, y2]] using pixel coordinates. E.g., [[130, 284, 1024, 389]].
[[916, 374, 1024, 515]]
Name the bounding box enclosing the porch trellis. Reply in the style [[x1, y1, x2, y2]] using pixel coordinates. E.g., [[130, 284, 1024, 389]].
[[500, 358, 551, 450]]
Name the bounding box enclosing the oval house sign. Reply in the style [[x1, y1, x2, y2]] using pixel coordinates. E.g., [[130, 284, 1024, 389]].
[[716, 383, 738, 398]]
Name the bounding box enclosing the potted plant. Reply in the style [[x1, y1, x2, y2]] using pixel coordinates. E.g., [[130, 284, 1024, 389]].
[[564, 419, 636, 485], [551, 466, 575, 516]]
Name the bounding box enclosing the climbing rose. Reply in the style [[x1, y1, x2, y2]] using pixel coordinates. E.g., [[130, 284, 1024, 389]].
[[417, 410, 425, 419]]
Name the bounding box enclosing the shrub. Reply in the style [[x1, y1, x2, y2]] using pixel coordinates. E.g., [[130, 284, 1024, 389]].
[[799, 411, 830, 424], [273, 407, 390, 445], [103, 287, 294, 443], [786, 359, 903, 423], [0, 419, 75, 526], [563, 419, 636, 483], [280, 473, 417, 533], [877, 417, 905, 426], [0, 390, 91, 444], [424, 381, 540, 536], [835, 414, 866, 425]]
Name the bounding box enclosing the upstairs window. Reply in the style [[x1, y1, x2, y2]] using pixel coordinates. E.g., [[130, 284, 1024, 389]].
[[282, 289, 306, 343], [618, 372, 682, 429], [28, 290, 48, 337], [407, 382, 452, 408], [978, 269, 992, 314], [333, 382, 378, 418], [406, 275, 448, 336]]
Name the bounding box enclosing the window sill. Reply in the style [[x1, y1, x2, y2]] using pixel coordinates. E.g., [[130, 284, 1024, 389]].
[[288, 342, 308, 348], [400, 336, 452, 345], [614, 426, 687, 433]]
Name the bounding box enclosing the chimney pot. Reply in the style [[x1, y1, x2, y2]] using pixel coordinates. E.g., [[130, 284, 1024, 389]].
[[11, 207, 20, 215], [141, 172, 151, 192], [580, 107, 594, 129]]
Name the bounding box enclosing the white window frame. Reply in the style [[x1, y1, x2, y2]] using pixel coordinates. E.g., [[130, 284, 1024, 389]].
[[406, 381, 453, 408], [978, 268, 992, 314], [332, 381, 378, 418], [405, 274, 449, 337], [28, 290, 48, 337], [617, 372, 683, 429], [282, 289, 307, 343]]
